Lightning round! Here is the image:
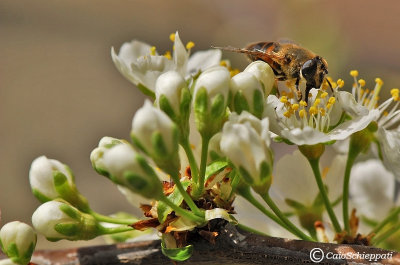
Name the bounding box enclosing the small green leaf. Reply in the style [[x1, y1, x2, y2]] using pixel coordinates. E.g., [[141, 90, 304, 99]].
[[137, 83, 155, 100], [157, 181, 190, 223], [205, 160, 228, 181], [161, 242, 193, 262]]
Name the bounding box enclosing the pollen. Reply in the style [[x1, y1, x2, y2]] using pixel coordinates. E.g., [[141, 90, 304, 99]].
[[309, 106, 318, 115], [321, 92, 329, 98], [186, 41, 195, 50], [280, 96, 288, 104], [291, 103, 299, 111], [319, 108, 326, 116], [375, 77, 384, 86], [299, 109, 306, 118], [220, 61, 228, 67], [336, 79, 345, 88], [164, 51, 172, 60], [350, 70, 359, 77], [169, 33, 176, 42], [358, 79, 366, 87], [313, 98, 321, 106], [150, 46, 157, 56], [283, 111, 291, 118], [328, 97, 336, 104], [300, 100, 307, 107]]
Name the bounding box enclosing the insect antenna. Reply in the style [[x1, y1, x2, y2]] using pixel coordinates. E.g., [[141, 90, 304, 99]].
[[211, 45, 266, 57]]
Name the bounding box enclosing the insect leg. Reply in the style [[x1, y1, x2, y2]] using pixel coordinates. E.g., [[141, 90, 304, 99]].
[[305, 84, 312, 104], [295, 77, 302, 101], [325, 78, 334, 92]]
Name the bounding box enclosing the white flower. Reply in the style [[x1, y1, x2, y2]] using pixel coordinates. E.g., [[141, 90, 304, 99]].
[[349, 159, 397, 222], [378, 127, 400, 180], [220, 112, 272, 189], [243, 61, 275, 96], [111, 31, 221, 93], [29, 156, 75, 201], [0, 221, 36, 264], [263, 87, 379, 145], [32, 200, 99, 241]]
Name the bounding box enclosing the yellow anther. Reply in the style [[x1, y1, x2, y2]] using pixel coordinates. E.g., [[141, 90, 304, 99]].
[[358, 79, 366, 87], [328, 97, 336, 104], [365, 89, 370, 94], [280, 96, 288, 103], [299, 109, 307, 118], [291, 103, 299, 111], [326, 103, 333, 109], [220, 61, 228, 67], [391, 88, 399, 95], [150, 46, 157, 56], [319, 108, 326, 116], [375, 77, 384, 86], [321, 92, 329, 98], [169, 33, 176, 42], [327, 76, 333, 82], [283, 111, 291, 118], [337, 79, 345, 88], [309, 106, 318, 115], [300, 100, 307, 107], [384, 111, 389, 116], [308, 93, 313, 98], [350, 70, 359, 77], [281, 91, 288, 96], [313, 98, 321, 106], [230, 69, 240, 77], [164, 51, 172, 60], [287, 92, 295, 99], [186, 41, 195, 50]]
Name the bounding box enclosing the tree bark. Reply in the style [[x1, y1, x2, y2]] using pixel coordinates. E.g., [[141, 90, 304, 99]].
[[1, 224, 399, 265]]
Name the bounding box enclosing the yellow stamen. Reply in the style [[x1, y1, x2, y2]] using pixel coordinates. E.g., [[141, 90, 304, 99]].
[[309, 106, 318, 115], [169, 33, 176, 42], [322, 167, 330, 179], [336, 79, 345, 88], [186, 41, 195, 50], [150, 46, 157, 56], [230, 69, 240, 77], [391, 88, 399, 95], [350, 70, 359, 77], [319, 108, 326, 116], [300, 100, 307, 107], [313, 99, 321, 106], [384, 111, 389, 116], [326, 103, 333, 109], [287, 92, 295, 99], [299, 109, 306, 118], [321, 92, 329, 98], [358, 79, 366, 87], [283, 111, 291, 118], [291, 103, 299, 111], [280, 96, 288, 104], [164, 51, 172, 60], [375, 77, 384, 86], [220, 61, 228, 67], [328, 97, 336, 104]]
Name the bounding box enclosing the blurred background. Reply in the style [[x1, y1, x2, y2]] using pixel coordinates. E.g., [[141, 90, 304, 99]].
[[1, 0, 400, 249]]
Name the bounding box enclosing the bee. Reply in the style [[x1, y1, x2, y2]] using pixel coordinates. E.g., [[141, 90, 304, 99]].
[[213, 41, 332, 103]]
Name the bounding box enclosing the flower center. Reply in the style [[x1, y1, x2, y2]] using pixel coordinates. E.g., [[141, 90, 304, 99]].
[[277, 84, 338, 132], [145, 33, 196, 60], [350, 70, 400, 129]]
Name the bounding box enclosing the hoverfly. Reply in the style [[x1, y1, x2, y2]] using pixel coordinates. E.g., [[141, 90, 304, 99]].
[[214, 41, 332, 103]]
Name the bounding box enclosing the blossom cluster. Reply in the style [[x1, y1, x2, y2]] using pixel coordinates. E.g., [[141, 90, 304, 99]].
[[1, 32, 400, 264]]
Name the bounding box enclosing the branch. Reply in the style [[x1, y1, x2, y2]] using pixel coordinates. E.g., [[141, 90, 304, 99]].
[[2, 224, 399, 264]]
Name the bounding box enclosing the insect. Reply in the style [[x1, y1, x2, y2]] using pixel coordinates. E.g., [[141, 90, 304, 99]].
[[213, 41, 332, 103]]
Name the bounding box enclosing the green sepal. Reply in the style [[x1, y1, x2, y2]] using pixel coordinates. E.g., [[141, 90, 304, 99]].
[[233, 91, 249, 114], [92, 166, 110, 179], [253, 89, 264, 119], [159, 94, 177, 121], [285, 198, 307, 211], [194, 87, 208, 134], [238, 166, 253, 185], [205, 160, 229, 181], [5, 242, 19, 260], [161, 241, 193, 262], [210, 94, 225, 120], [137, 83, 155, 100], [259, 161, 271, 184], [54, 223, 79, 236], [130, 133, 148, 154], [124, 172, 149, 191], [324, 140, 336, 145], [59, 203, 81, 220], [180, 87, 191, 122], [46, 237, 62, 242], [31, 188, 53, 203], [228, 169, 241, 199], [151, 131, 169, 157], [157, 180, 190, 223], [21, 242, 36, 264]]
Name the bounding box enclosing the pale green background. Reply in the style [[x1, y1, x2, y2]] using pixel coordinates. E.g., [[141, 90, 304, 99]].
[[1, 0, 400, 249]]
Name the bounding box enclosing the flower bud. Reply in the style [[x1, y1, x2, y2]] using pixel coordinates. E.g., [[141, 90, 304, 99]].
[[193, 66, 230, 137], [29, 156, 89, 211], [155, 71, 191, 139], [243, 61, 275, 96], [220, 112, 273, 195], [230, 71, 264, 118], [100, 142, 163, 199], [131, 100, 180, 175], [32, 200, 100, 241], [0, 221, 36, 265]]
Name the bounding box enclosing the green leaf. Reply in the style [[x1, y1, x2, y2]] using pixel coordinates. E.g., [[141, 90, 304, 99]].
[[205, 160, 228, 181], [161, 242, 193, 262], [157, 181, 190, 223]]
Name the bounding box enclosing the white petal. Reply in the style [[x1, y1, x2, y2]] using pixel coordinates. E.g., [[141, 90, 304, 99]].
[[336, 91, 369, 117], [378, 127, 400, 180], [187, 49, 222, 76], [173, 32, 189, 76]]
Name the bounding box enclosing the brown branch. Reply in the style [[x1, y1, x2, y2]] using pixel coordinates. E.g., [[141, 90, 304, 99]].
[[2, 224, 399, 264]]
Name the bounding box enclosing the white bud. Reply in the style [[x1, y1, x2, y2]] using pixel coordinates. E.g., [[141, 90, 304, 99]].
[[244, 61, 275, 96], [220, 112, 272, 191], [29, 156, 74, 201], [32, 200, 99, 241], [155, 71, 187, 116], [0, 221, 36, 264]]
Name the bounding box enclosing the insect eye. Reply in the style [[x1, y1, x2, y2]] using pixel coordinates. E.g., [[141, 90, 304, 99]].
[[301, 59, 317, 80]]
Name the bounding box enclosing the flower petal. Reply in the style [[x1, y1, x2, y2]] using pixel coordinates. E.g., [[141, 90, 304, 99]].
[[187, 49, 222, 76]]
